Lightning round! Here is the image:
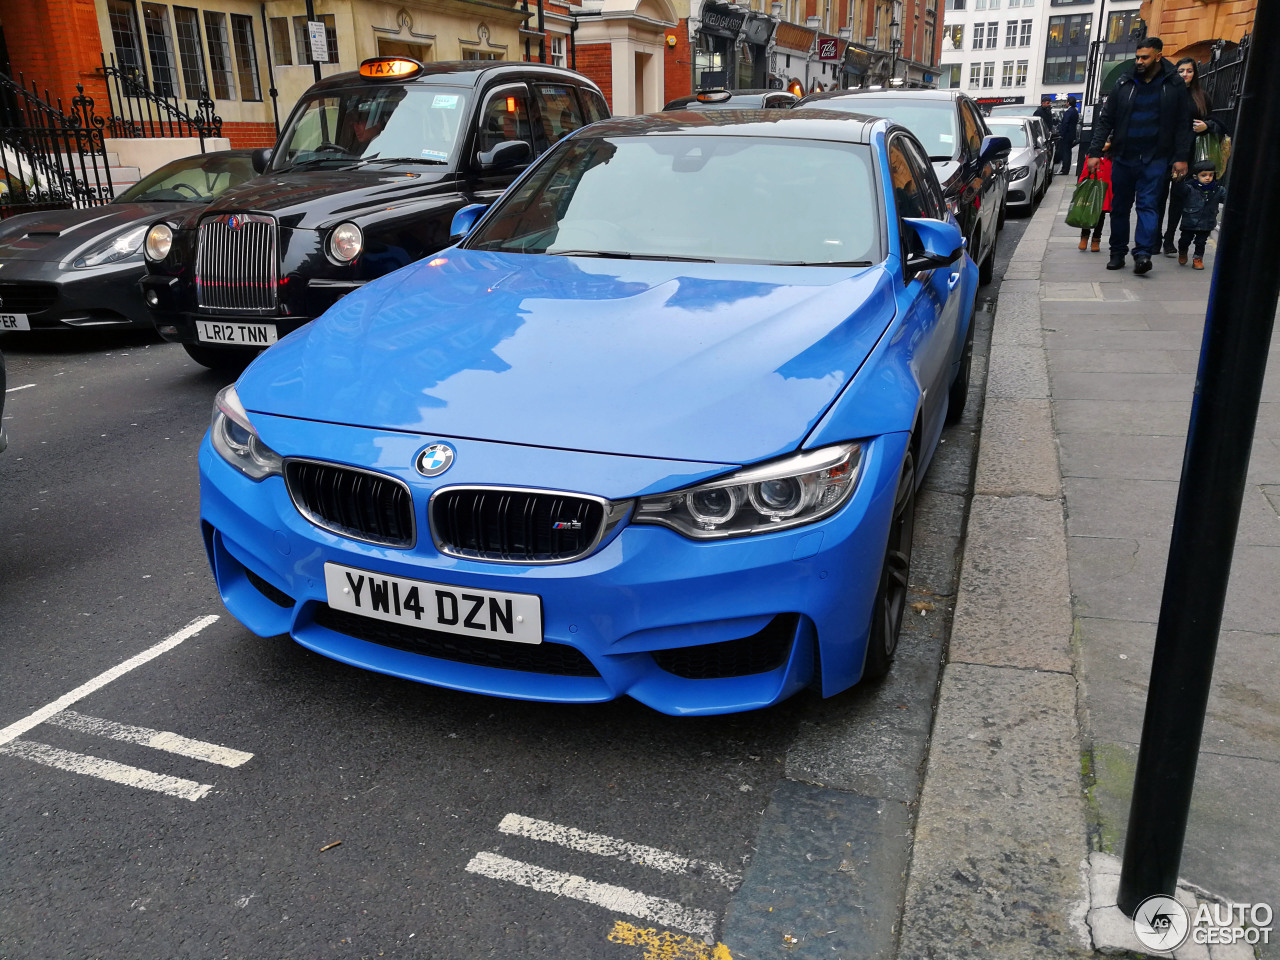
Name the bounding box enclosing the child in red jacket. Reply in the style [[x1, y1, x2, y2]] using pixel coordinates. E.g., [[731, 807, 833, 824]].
[[1078, 141, 1112, 252]]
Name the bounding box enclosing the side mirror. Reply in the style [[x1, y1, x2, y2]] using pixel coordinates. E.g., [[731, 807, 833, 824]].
[[251, 147, 273, 174], [450, 203, 489, 240], [978, 135, 1011, 165], [902, 217, 965, 275], [476, 139, 532, 171]]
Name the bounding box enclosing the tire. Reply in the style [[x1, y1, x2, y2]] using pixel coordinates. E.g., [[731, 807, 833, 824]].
[[182, 342, 256, 372], [978, 235, 995, 286], [862, 448, 916, 681], [997, 199, 1007, 230], [946, 301, 977, 424]]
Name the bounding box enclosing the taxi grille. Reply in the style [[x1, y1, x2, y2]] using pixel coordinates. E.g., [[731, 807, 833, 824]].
[[284, 459, 415, 548], [313, 606, 600, 677], [195, 214, 278, 311], [430, 488, 609, 563]]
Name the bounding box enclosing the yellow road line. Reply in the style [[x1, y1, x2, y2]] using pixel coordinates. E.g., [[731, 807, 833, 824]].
[[608, 921, 734, 960]]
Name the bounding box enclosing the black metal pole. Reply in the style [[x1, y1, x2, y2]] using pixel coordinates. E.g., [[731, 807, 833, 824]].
[[260, 3, 281, 136], [1117, 4, 1280, 916], [305, 0, 323, 84]]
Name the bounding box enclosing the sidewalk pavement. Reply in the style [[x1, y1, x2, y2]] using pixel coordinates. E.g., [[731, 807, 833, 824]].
[[898, 180, 1280, 959]]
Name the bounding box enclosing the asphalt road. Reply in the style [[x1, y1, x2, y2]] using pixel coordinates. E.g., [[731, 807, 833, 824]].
[[0, 212, 1030, 960]]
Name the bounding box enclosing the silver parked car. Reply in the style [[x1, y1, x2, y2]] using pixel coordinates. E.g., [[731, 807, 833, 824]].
[[984, 116, 1050, 213]]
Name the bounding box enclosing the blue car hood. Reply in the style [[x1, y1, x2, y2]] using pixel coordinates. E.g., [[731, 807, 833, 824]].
[[237, 249, 897, 465]]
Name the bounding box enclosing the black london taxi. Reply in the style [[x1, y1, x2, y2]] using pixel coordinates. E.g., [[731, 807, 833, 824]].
[[140, 58, 609, 368]]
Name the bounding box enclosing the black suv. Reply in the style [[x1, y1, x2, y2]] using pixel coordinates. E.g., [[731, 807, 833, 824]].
[[795, 89, 1009, 284], [141, 59, 609, 368]]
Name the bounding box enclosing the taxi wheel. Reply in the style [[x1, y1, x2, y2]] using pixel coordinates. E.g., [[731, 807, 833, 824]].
[[863, 448, 916, 681], [183, 342, 255, 372]]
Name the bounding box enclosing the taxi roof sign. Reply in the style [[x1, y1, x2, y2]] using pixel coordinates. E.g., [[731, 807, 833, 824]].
[[359, 57, 424, 80]]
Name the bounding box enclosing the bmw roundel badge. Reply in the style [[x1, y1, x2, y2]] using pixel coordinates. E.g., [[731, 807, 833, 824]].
[[416, 442, 455, 477]]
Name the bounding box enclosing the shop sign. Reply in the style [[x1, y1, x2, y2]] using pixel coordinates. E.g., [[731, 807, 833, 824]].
[[743, 17, 774, 45], [701, 6, 746, 38], [817, 37, 844, 60], [976, 95, 1025, 105]]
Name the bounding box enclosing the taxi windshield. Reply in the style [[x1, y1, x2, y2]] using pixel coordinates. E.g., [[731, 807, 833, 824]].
[[271, 84, 470, 171], [466, 134, 882, 266]]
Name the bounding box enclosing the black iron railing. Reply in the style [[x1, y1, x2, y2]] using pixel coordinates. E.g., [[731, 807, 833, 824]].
[[0, 71, 113, 219], [1200, 33, 1250, 137], [99, 53, 222, 149]]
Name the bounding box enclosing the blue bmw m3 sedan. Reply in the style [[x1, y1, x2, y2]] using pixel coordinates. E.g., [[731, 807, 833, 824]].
[[198, 110, 978, 716]]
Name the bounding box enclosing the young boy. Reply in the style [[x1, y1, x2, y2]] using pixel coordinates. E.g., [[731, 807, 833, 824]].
[[1177, 159, 1227, 270]]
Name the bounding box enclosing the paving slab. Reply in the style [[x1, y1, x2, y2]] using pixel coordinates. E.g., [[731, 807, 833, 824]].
[[1049, 370, 1199, 402], [987, 343, 1051, 399], [1058, 432, 1188, 481], [1053, 398, 1194, 436], [1048, 348, 1189, 374]]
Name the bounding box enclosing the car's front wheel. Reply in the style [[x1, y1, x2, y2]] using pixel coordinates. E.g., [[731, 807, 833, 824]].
[[183, 342, 256, 372], [862, 448, 916, 681]]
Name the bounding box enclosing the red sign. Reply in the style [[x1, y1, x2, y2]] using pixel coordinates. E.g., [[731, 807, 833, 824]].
[[817, 38, 840, 60]]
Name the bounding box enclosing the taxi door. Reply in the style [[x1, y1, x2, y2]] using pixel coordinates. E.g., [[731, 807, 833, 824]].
[[466, 82, 538, 207]]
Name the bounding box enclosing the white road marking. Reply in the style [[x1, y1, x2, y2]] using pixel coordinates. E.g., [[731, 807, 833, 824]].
[[0, 739, 213, 801], [465, 851, 717, 939], [498, 813, 741, 890], [0, 615, 219, 748], [4, 383, 35, 393], [47, 710, 253, 768]]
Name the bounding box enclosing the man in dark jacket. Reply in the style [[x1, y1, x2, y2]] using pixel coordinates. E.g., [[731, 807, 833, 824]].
[[1057, 96, 1080, 174], [1087, 37, 1193, 274], [1034, 96, 1057, 137]]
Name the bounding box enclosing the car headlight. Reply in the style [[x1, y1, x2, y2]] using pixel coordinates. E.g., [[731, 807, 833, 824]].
[[74, 224, 147, 268], [634, 443, 862, 540], [1009, 166, 1029, 181], [144, 223, 174, 261], [210, 384, 283, 481], [328, 221, 363, 262]]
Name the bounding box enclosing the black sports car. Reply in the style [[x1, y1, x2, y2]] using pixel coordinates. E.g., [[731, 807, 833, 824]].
[[0, 150, 256, 333]]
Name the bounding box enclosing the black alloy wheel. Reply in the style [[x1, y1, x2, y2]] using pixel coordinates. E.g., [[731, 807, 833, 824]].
[[978, 234, 996, 285], [946, 299, 977, 424], [862, 448, 916, 681]]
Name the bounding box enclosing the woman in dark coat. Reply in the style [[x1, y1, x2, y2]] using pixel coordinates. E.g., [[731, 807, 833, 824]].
[[1161, 58, 1224, 254]]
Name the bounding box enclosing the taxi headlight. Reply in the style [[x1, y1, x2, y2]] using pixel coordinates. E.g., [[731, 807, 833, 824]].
[[634, 443, 862, 540], [75, 224, 147, 268], [210, 384, 283, 481], [328, 221, 363, 262], [144, 223, 174, 261]]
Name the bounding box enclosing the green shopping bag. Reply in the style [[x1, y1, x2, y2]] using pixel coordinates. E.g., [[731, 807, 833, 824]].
[[1066, 174, 1106, 229], [1195, 132, 1230, 178]]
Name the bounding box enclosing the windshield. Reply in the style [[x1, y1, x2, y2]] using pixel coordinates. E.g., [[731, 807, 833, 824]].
[[271, 84, 470, 170], [811, 97, 959, 160], [989, 105, 1037, 117], [115, 152, 256, 203], [985, 121, 1028, 146], [467, 134, 882, 266]]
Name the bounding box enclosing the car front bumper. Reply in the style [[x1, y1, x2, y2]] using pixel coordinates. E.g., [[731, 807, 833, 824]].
[[0, 261, 153, 331], [198, 421, 909, 716]]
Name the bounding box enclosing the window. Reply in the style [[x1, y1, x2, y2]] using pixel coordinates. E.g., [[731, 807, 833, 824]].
[[1106, 10, 1145, 43], [532, 84, 583, 150], [972, 23, 985, 48], [989, 0, 1001, 8], [944, 0, 965, 10], [476, 84, 535, 156], [944, 24, 963, 50], [173, 8, 207, 99], [293, 14, 338, 64], [945, 63, 962, 87], [462, 50, 503, 60], [959, 101, 983, 153], [1050, 0, 1091, 6], [1006, 21, 1018, 46], [581, 89, 609, 123], [975, 0, 986, 9], [1046, 13, 1091, 47], [203, 11, 235, 99], [969, 62, 982, 87], [1020, 19, 1033, 45], [987, 23, 999, 47], [230, 15, 260, 101], [549, 35, 566, 68], [1042, 53, 1087, 83], [269, 17, 292, 66], [1001, 60, 1014, 87], [1016, 59, 1028, 86], [107, 0, 145, 77], [141, 4, 179, 97], [888, 138, 928, 224], [982, 61, 995, 87]]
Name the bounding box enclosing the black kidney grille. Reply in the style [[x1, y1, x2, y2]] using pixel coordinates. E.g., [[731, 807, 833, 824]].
[[431, 488, 607, 562], [313, 605, 600, 677], [652, 614, 799, 680], [284, 459, 414, 547], [0, 282, 58, 314]]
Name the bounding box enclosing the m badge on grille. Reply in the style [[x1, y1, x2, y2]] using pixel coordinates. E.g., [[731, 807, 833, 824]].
[[416, 443, 455, 477]]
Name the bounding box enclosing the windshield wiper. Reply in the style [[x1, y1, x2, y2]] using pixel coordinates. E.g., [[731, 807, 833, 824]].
[[284, 156, 356, 170], [772, 259, 874, 267], [349, 155, 449, 168], [547, 249, 715, 263]]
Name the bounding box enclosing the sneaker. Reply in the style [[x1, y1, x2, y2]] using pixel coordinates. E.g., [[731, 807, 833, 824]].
[[1079, 236, 1089, 251], [1106, 253, 1126, 270], [1178, 250, 1188, 265], [1162, 241, 1177, 257], [1193, 257, 1204, 270], [1134, 256, 1153, 275], [1091, 239, 1101, 252]]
